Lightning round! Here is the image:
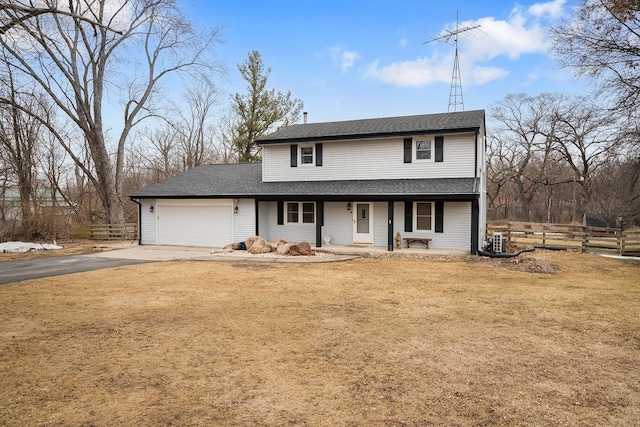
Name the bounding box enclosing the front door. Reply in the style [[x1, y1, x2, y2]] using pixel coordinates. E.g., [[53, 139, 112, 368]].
[[352, 202, 373, 244]]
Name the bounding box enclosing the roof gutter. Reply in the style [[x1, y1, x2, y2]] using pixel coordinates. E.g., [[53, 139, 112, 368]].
[[256, 127, 481, 145]]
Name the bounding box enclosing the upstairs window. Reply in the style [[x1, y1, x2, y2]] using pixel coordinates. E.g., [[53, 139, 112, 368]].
[[300, 146, 314, 165], [415, 139, 432, 161]]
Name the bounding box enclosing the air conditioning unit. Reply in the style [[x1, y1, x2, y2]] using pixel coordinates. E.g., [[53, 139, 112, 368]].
[[492, 232, 504, 253]]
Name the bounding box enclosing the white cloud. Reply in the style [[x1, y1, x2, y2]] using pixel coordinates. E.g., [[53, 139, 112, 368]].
[[467, 65, 510, 85], [365, 0, 565, 88], [462, 15, 547, 62], [527, 0, 567, 19], [399, 38, 408, 48], [327, 45, 360, 73], [364, 57, 451, 87], [341, 50, 360, 73]]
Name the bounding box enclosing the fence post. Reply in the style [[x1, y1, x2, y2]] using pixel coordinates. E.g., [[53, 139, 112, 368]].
[[507, 221, 511, 243], [581, 226, 587, 253]]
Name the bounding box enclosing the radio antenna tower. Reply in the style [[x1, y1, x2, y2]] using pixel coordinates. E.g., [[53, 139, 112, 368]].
[[424, 11, 480, 112]]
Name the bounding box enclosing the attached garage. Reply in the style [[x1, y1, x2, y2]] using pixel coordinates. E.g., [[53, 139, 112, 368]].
[[157, 199, 233, 247]]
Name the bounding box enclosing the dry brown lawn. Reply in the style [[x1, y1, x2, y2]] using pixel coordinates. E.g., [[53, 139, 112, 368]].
[[1, 250, 639, 426]]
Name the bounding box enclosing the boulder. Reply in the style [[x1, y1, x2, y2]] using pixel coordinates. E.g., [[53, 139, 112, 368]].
[[276, 241, 292, 255], [247, 236, 272, 254], [244, 236, 259, 249], [224, 242, 243, 250], [289, 241, 313, 256]]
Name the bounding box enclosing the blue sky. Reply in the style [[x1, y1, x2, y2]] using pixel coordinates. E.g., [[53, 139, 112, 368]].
[[182, 0, 584, 123]]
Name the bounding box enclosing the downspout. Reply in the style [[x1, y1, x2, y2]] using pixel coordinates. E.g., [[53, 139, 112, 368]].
[[130, 198, 141, 245], [387, 201, 394, 251]]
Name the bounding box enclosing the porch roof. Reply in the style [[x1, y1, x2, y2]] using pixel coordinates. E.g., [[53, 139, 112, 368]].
[[130, 163, 479, 201]]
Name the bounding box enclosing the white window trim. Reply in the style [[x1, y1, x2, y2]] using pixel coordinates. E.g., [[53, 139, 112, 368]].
[[414, 201, 435, 232], [414, 137, 433, 162], [285, 201, 315, 225], [299, 144, 315, 166]]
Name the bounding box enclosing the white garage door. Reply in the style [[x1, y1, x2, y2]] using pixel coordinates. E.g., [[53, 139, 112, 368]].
[[157, 200, 232, 247]]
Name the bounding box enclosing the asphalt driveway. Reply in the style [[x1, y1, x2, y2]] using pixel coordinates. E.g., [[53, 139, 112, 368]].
[[0, 256, 151, 285], [0, 245, 216, 285]]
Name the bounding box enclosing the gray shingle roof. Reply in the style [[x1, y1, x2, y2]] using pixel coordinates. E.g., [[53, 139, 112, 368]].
[[256, 110, 485, 144], [129, 163, 479, 200]]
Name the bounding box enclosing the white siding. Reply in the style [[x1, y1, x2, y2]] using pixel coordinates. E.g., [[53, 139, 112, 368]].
[[140, 199, 157, 245], [442, 202, 472, 250], [262, 133, 476, 182], [321, 202, 353, 245], [260, 201, 317, 243], [256, 200, 470, 251], [396, 201, 471, 251], [233, 199, 256, 242], [479, 131, 488, 249], [257, 201, 270, 239], [373, 202, 388, 246]]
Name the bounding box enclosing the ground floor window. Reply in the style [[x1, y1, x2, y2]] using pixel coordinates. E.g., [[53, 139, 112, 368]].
[[415, 202, 433, 231], [286, 202, 315, 224]]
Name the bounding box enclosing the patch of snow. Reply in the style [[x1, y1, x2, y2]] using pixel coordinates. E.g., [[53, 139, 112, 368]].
[[0, 241, 63, 253]]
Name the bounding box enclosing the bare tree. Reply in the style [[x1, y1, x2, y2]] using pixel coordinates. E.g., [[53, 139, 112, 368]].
[[174, 78, 221, 170], [550, 0, 640, 120], [135, 125, 179, 182], [545, 96, 621, 211], [0, 0, 223, 224], [590, 156, 640, 225], [489, 92, 628, 223], [0, 64, 40, 237], [0, 1, 122, 35], [489, 93, 559, 221]]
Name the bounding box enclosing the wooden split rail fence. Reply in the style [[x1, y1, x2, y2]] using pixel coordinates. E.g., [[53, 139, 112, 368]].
[[74, 223, 138, 240], [487, 221, 640, 256]]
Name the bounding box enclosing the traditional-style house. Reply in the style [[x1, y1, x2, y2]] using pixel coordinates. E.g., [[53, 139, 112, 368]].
[[129, 110, 487, 254]]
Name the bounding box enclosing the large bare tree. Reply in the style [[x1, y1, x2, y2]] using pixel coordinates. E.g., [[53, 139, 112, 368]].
[[488, 93, 560, 221], [488, 93, 624, 223], [550, 0, 640, 120], [0, 0, 222, 224], [0, 69, 40, 237]]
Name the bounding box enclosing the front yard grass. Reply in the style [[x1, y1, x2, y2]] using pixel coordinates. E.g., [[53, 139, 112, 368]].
[[1, 251, 639, 425]]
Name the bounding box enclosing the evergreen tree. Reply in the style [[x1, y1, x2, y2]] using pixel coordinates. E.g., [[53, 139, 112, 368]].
[[229, 51, 303, 163]]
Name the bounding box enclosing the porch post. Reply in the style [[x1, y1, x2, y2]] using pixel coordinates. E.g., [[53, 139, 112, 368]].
[[255, 200, 259, 237], [387, 201, 394, 251], [316, 201, 324, 247], [471, 197, 479, 255]]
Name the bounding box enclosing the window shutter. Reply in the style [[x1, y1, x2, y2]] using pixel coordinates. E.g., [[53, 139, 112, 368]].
[[403, 138, 412, 163], [435, 136, 444, 162], [435, 201, 444, 233], [277, 201, 284, 225], [290, 144, 298, 167], [315, 143, 323, 166], [404, 201, 413, 232]]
